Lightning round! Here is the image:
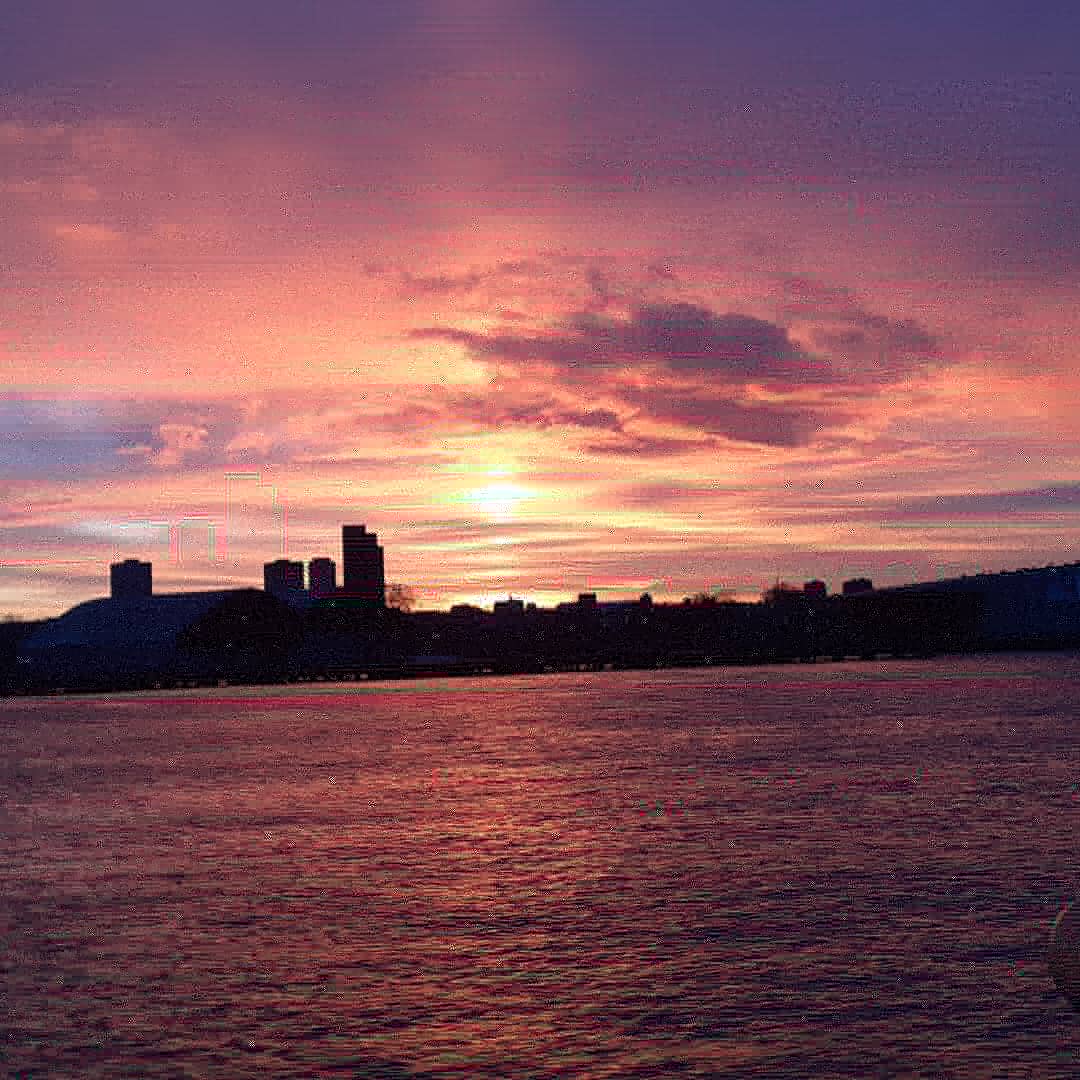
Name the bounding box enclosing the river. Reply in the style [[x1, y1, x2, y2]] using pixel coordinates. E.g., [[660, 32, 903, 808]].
[[2, 654, 1078, 1077]]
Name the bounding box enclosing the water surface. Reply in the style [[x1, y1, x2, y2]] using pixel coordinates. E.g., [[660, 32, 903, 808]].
[[2, 655, 1079, 1077]]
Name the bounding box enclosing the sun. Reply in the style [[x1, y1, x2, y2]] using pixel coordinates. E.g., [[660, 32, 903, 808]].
[[471, 480, 530, 522]]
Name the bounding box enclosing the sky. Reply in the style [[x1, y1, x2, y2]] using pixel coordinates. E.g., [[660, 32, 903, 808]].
[[3, 1, 1080, 618]]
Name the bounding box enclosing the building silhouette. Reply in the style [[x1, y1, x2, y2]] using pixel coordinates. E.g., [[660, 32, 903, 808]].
[[308, 557, 337, 599], [493, 595, 525, 619], [842, 578, 874, 596], [263, 558, 305, 601], [341, 525, 385, 605], [110, 559, 152, 600]]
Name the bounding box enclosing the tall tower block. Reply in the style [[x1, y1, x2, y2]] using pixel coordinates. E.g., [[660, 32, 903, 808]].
[[308, 557, 337, 600], [341, 525, 385, 606]]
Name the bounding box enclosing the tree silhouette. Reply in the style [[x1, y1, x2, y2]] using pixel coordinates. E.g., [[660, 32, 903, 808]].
[[385, 583, 417, 613]]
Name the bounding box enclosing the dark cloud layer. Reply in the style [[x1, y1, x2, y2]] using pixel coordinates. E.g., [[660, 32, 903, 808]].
[[574, 304, 811, 379], [894, 486, 1080, 519], [1, 398, 155, 478], [417, 299, 937, 387], [6, 4, 1078, 198], [414, 294, 939, 447], [626, 392, 844, 449], [756, 485, 1080, 531]]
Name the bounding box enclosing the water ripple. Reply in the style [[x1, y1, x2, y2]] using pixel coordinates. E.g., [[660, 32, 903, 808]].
[[2, 656, 1078, 1077]]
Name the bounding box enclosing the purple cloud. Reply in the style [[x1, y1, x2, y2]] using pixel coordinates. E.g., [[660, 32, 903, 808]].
[[411, 292, 942, 446], [416, 296, 938, 388]]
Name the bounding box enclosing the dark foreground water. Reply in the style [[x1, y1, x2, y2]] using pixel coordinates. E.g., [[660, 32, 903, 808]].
[[2, 654, 1079, 1078]]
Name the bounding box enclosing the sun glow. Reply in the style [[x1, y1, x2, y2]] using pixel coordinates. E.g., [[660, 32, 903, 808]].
[[471, 480, 531, 521]]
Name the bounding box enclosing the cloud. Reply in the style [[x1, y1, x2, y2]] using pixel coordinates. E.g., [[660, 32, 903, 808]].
[[584, 433, 715, 458], [0, 396, 156, 478], [607, 481, 757, 511], [428, 387, 625, 436], [891, 485, 1080, 520], [622, 304, 806, 377], [0, 488, 73, 525], [412, 293, 936, 446], [398, 270, 486, 297], [623, 391, 846, 448], [806, 311, 939, 382], [745, 483, 1080, 533], [0, 393, 270, 478], [149, 422, 210, 467], [416, 296, 938, 389]]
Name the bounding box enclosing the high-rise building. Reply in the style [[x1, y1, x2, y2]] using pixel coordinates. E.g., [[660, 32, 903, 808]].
[[341, 524, 385, 605], [110, 559, 152, 600], [264, 558, 305, 601], [308, 557, 337, 599]]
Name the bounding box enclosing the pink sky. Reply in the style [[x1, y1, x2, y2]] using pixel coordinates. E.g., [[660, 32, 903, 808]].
[[3, 4, 1079, 618]]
